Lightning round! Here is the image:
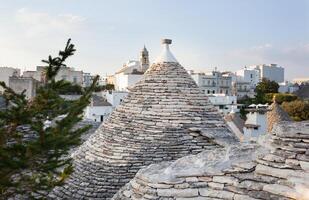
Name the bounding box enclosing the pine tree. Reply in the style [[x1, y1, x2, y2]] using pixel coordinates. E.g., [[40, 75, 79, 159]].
[[0, 39, 99, 198]]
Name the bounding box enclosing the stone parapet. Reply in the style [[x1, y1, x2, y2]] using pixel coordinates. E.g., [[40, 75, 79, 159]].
[[113, 121, 309, 200]]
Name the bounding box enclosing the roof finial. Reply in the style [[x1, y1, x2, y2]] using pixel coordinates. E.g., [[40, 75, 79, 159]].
[[155, 38, 178, 63], [161, 39, 172, 45]]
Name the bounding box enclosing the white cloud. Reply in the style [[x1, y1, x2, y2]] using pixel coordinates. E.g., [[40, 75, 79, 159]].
[[0, 8, 86, 71], [15, 8, 85, 37], [222, 43, 309, 79]]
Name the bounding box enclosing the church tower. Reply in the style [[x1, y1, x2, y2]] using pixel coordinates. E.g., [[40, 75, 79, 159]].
[[140, 45, 149, 72]]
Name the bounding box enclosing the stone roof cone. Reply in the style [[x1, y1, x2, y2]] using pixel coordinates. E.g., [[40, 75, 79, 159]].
[[50, 39, 236, 199], [267, 97, 291, 132]]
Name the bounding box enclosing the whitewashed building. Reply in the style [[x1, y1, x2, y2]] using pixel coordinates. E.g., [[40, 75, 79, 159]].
[[243, 105, 269, 141], [278, 81, 299, 93], [114, 46, 149, 91], [84, 95, 113, 122], [236, 67, 260, 88], [207, 94, 238, 114], [249, 64, 284, 83], [189, 70, 232, 95], [0, 67, 21, 93], [23, 66, 83, 85], [105, 90, 128, 108], [233, 81, 255, 99]]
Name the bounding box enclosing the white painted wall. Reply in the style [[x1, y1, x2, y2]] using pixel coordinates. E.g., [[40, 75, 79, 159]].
[[84, 106, 113, 122], [105, 91, 128, 107], [244, 111, 267, 140], [114, 73, 143, 91], [249, 64, 284, 83], [207, 94, 238, 115], [236, 68, 260, 87]]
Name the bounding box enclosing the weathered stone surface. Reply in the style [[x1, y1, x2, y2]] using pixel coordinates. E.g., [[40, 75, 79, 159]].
[[263, 184, 301, 199], [199, 188, 235, 199], [113, 121, 309, 200], [50, 45, 236, 199], [157, 189, 198, 197]]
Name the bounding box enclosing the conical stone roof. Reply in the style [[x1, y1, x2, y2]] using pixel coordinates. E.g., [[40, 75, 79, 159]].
[[50, 39, 235, 199], [267, 101, 291, 133]]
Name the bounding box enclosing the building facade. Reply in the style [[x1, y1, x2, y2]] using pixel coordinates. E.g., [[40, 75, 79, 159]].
[[105, 90, 128, 108], [23, 66, 83, 85], [189, 70, 232, 95], [207, 94, 238, 115], [249, 64, 284, 83], [233, 81, 255, 98], [9, 77, 39, 99], [278, 81, 299, 93], [0, 67, 21, 93], [236, 67, 260, 88], [84, 95, 113, 122], [114, 46, 149, 91], [243, 105, 269, 141]]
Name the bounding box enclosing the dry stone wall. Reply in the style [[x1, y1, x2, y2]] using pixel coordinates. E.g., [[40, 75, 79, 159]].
[[113, 121, 309, 200], [49, 62, 236, 199]]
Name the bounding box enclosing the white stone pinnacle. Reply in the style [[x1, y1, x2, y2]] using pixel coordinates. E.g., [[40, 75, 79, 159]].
[[155, 38, 178, 63]]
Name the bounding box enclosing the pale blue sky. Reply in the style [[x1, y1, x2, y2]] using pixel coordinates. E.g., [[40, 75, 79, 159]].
[[0, 0, 308, 80]]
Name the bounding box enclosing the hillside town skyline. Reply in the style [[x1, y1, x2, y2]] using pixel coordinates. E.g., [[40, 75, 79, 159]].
[[1, 0, 308, 79], [0, 1, 309, 199]]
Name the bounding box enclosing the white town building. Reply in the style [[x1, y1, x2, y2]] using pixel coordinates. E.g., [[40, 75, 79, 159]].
[[243, 104, 269, 141], [0, 67, 21, 93], [249, 64, 284, 83], [233, 81, 255, 99], [278, 81, 299, 93], [105, 90, 128, 108], [207, 94, 238, 115], [84, 95, 113, 122], [114, 46, 149, 91], [23, 66, 83, 85], [236, 67, 260, 88], [189, 70, 232, 95]]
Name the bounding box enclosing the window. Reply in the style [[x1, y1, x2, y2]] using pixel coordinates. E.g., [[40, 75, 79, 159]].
[[73, 76, 77, 83], [208, 80, 210, 85], [212, 90, 215, 94], [100, 115, 104, 122], [207, 90, 210, 94], [61, 75, 67, 80], [250, 74, 253, 78]]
